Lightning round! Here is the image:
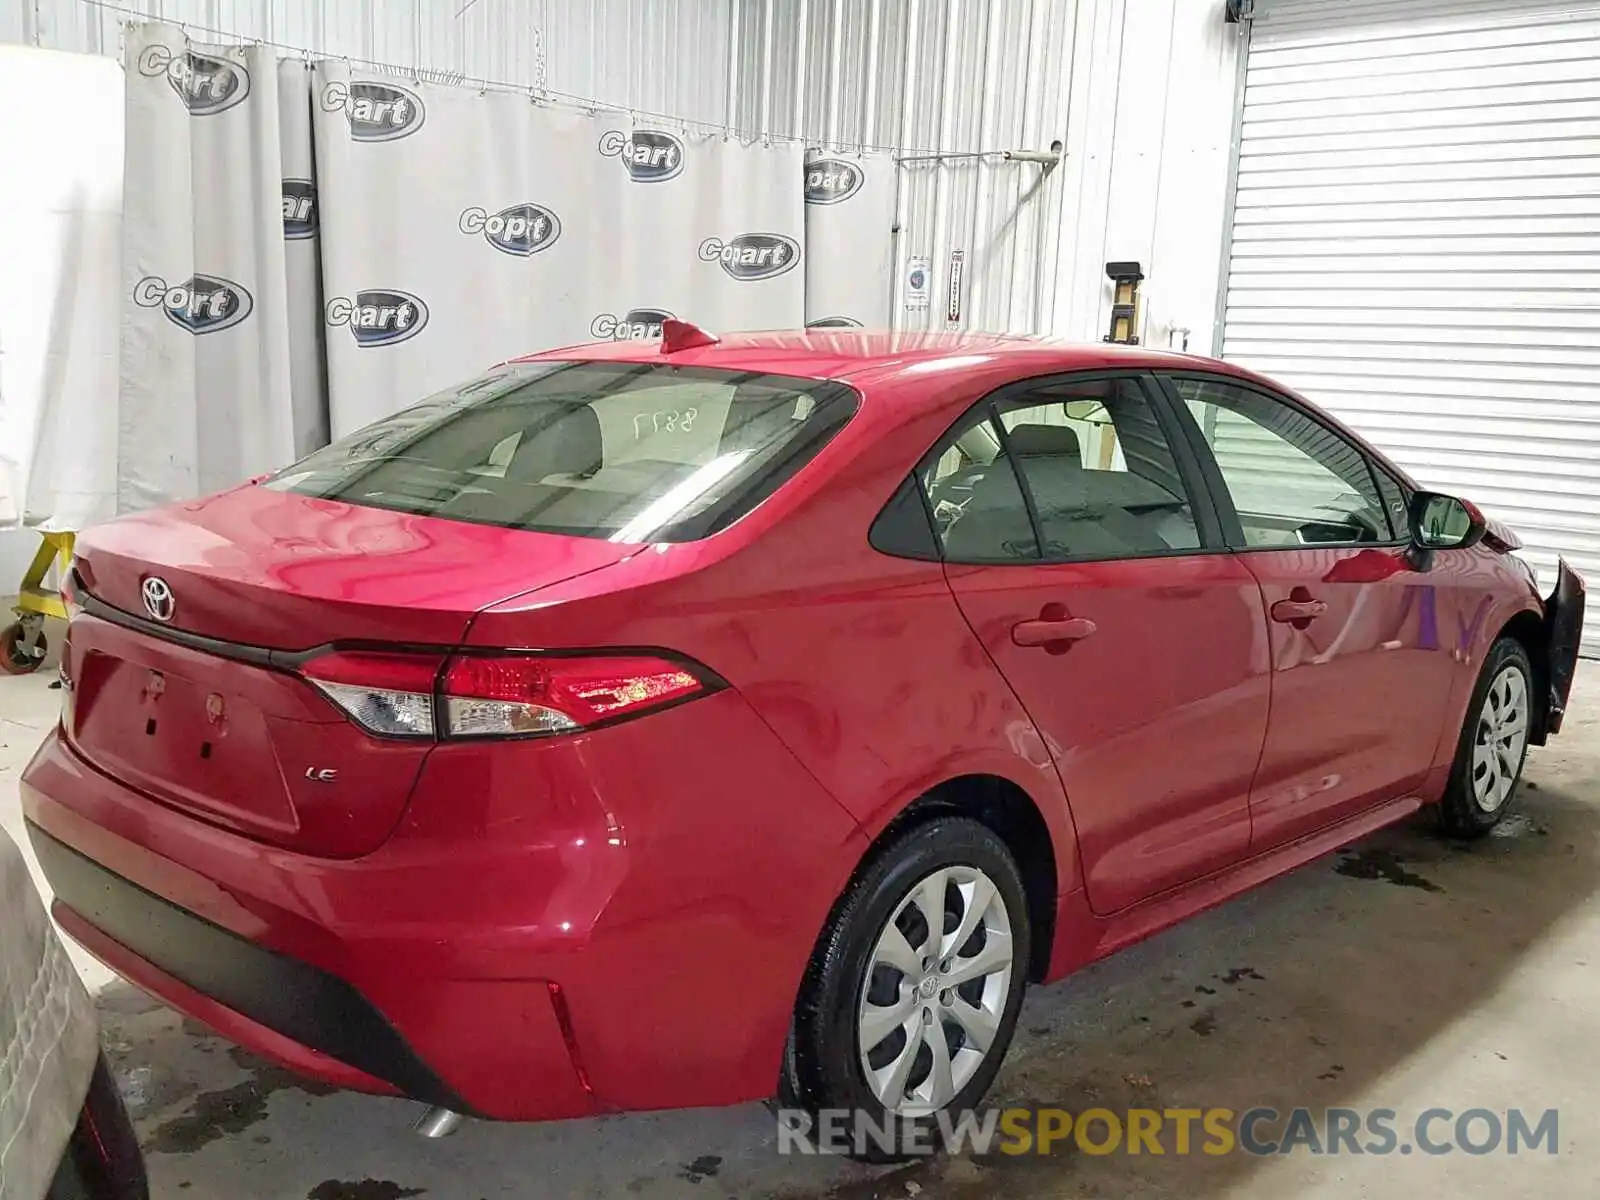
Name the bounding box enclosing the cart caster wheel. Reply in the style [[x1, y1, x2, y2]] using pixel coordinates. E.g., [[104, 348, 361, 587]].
[[1, 622, 47, 675]]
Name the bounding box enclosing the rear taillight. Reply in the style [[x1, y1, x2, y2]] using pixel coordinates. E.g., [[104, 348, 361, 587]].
[[301, 650, 713, 740], [302, 652, 441, 738]]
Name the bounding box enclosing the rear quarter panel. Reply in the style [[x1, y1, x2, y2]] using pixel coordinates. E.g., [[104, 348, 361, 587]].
[[467, 362, 1085, 889]]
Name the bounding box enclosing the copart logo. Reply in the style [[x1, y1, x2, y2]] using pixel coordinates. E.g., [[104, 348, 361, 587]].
[[598, 129, 685, 183], [320, 80, 425, 142], [282, 180, 317, 240], [805, 158, 864, 204], [134, 274, 253, 335], [326, 290, 429, 348], [137, 45, 250, 116], [699, 233, 801, 281], [807, 316, 864, 328], [591, 308, 676, 340], [459, 203, 561, 256]]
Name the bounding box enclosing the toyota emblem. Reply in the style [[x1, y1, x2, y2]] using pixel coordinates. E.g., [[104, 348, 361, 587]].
[[141, 576, 175, 623]]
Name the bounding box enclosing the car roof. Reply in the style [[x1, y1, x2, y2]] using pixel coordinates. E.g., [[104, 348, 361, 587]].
[[506, 328, 1419, 489], [510, 329, 1245, 386]]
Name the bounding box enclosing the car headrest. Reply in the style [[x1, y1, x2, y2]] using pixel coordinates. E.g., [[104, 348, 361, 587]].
[[721, 395, 796, 455], [506, 404, 603, 483], [1006, 423, 1082, 462]]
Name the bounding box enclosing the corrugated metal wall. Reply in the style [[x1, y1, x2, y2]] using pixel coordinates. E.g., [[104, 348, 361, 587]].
[[728, 0, 1078, 335], [726, 0, 1243, 341], [1049, 0, 1243, 348], [1222, 0, 1600, 652], [0, 0, 734, 123], [5, 0, 1246, 344]]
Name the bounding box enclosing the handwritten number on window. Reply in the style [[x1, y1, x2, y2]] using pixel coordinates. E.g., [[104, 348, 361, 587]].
[[631, 408, 699, 440]]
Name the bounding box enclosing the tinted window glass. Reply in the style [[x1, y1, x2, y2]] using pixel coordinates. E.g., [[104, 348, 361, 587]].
[[869, 475, 941, 561], [997, 378, 1200, 560], [265, 362, 858, 542], [1171, 376, 1389, 548], [920, 412, 1039, 561], [1373, 467, 1409, 542]]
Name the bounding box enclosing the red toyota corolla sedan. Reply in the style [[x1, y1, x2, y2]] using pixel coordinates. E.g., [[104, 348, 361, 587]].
[[22, 327, 1585, 1138]]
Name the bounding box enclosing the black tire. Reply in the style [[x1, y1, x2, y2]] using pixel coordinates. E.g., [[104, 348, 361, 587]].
[[782, 816, 1030, 1162], [1, 622, 46, 675], [1438, 637, 1535, 838]]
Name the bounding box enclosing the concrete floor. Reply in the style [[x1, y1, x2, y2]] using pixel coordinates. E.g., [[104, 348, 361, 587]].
[[3, 665, 1598, 1199]]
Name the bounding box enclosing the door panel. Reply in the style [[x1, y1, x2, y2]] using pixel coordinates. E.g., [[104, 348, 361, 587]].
[[1166, 373, 1460, 847], [921, 374, 1270, 914], [1238, 546, 1457, 846], [945, 557, 1271, 913]]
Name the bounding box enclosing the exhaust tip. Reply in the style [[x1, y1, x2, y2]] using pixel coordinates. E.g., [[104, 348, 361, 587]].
[[412, 1106, 464, 1138]]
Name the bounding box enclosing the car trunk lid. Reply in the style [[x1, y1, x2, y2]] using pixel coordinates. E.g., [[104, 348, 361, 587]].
[[65, 485, 635, 856], [73, 484, 634, 649]]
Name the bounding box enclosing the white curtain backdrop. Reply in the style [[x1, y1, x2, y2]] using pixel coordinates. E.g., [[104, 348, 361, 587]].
[[312, 62, 805, 437], [79, 23, 875, 526], [803, 150, 896, 330], [279, 59, 329, 458], [0, 45, 122, 535], [119, 25, 297, 511]]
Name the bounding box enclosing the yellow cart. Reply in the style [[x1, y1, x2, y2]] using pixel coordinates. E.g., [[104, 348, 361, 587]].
[[2, 531, 73, 674]]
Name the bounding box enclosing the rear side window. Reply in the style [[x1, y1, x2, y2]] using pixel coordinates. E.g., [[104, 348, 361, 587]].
[[995, 378, 1200, 559], [917, 376, 1200, 564], [919, 414, 1040, 562], [265, 363, 858, 542]]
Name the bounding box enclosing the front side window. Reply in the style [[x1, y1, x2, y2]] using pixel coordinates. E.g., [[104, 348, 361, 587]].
[[1373, 468, 1411, 541], [265, 362, 857, 542], [1170, 376, 1392, 548]]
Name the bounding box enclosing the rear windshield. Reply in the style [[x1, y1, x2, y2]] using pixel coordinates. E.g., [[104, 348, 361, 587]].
[[265, 362, 859, 542]]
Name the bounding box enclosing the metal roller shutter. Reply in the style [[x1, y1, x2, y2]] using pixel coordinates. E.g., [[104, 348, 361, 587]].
[[1222, 0, 1600, 655]]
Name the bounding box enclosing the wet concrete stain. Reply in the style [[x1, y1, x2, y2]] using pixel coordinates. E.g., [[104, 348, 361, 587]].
[[144, 1052, 337, 1155], [1488, 811, 1549, 840], [1334, 847, 1444, 892], [680, 1155, 723, 1183], [306, 1182, 426, 1200], [775, 1147, 1071, 1200], [1318, 1064, 1346, 1081], [1194, 984, 1216, 995], [1219, 967, 1266, 985], [1190, 1012, 1217, 1037]]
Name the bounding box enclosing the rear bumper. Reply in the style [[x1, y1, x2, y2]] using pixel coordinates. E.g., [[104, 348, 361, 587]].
[[21, 690, 861, 1120], [31, 827, 471, 1110]]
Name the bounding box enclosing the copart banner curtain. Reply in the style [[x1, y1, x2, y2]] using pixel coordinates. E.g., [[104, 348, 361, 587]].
[[108, 22, 870, 517], [803, 150, 896, 330], [119, 24, 300, 511], [311, 64, 806, 437]]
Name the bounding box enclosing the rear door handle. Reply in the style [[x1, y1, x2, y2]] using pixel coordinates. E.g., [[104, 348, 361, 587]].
[[1271, 597, 1328, 625], [1012, 616, 1098, 649]]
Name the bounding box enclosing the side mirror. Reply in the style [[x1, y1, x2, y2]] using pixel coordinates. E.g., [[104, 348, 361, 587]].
[[1408, 491, 1485, 553]]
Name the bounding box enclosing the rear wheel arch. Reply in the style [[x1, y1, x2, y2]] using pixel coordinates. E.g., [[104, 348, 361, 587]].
[[839, 775, 1059, 983]]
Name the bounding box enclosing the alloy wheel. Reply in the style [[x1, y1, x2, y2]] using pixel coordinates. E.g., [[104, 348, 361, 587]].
[[1471, 664, 1529, 813], [855, 865, 1016, 1116]]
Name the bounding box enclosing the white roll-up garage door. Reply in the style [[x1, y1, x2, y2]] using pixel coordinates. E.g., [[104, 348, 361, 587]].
[[1222, 0, 1600, 655]]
